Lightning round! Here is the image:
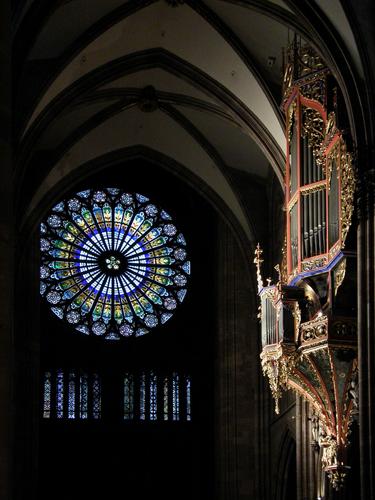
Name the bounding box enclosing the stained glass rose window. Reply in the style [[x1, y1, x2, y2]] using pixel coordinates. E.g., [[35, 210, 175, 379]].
[[40, 188, 190, 340]]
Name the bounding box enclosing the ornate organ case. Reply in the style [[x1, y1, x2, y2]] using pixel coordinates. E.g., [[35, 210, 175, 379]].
[[255, 44, 357, 490]]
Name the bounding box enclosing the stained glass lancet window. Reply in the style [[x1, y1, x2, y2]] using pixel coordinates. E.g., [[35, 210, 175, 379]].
[[68, 371, 76, 419], [121, 371, 190, 421], [43, 371, 52, 419], [172, 372, 180, 421], [40, 188, 190, 340], [42, 370, 101, 419], [163, 377, 169, 421], [92, 374, 101, 419], [149, 371, 158, 420], [79, 373, 88, 419], [186, 375, 192, 421], [56, 370, 64, 419], [140, 372, 146, 420], [124, 373, 134, 420]]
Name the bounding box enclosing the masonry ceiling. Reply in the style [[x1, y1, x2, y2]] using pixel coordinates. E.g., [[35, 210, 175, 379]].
[[14, 0, 364, 243]]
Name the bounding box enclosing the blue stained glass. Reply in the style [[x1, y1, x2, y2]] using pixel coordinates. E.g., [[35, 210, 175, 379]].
[[120, 193, 133, 205], [177, 289, 187, 303], [182, 261, 191, 274], [93, 191, 106, 203], [161, 313, 173, 324], [52, 202, 65, 212], [92, 321, 106, 336], [145, 204, 158, 216], [67, 198, 81, 211], [150, 372, 158, 421], [124, 374, 134, 420], [67, 310, 80, 324], [40, 238, 50, 251], [107, 188, 120, 196], [164, 298, 177, 310], [68, 371, 76, 419], [119, 324, 134, 337], [186, 376, 192, 421], [174, 248, 186, 260], [140, 373, 146, 420], [51, 307, 64, 319], [76, 325, 89, 335], [92, 374, 101, 419], [40, 266, 50, 278], [80, 374, 88, 419], [43, 372, 52, 418], [40, 188, 190, 340], [105, 331, 120, 340], [163, 224, 177, 236], [136, 328, 148, 337], [172, 373, 180, 421], [136, 193, 149, 203], [163, 377, 169, 421], [56, 370, 64, 418], [144, 314, 158, 328], [77, 190, 90, 198], [177, 233, 186, 245], [174, 274, 187, 287], [47, 215, 62, 227], [161, 210, 172, 220]]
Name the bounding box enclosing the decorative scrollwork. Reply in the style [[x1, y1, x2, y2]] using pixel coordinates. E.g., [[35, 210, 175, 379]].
[[253, 243, 264, 292], [302, 107, 325, 165], [340, 142, 355, 247], [334, 258, 346, 296], [287, 100, 297, 143], [260, 344, 297, 414], [300, 315, 328, 342], [332, 320, 356, 337], [302, 257, 327, 271]]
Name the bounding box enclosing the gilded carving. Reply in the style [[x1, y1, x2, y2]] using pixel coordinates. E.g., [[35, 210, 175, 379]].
[[332, 321, 356, 337], [300, 315, 328, 342], [329, 241, 341, 259], [283, 63, 294, 94], [300, 181, 325, 195], [327, 469, 348, 490], [287, 100, 296, 143], [334, 258, 346, 296], [340, 143, 355, 247], [281, 237, 288, 284], [260, 344, 297, 414], [302, 257, 327, 271], [253, 243, 264, 292], [299, 45, 325, 76], [302, 107, 325, 165], [326, 143, 340, 186]]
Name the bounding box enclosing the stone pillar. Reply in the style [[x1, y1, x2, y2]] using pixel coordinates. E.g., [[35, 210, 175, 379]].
[[0, 1, 13, 498], [215, 218, 266, 499], [357, 167, 375, 500], [296, 397, 316, 500]]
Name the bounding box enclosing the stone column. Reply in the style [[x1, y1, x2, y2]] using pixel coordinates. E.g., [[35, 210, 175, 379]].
[[0, 1, 13, 498], [357, 167, 375, 500], [215, 218, 266, 499], [296, 397, 316, 500]]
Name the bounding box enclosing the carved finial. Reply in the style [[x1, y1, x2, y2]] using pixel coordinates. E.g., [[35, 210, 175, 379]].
[[253, 243, 264, 292], [274, 264, 282, 289]]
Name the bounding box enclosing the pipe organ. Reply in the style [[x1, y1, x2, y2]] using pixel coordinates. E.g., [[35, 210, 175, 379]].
[[255, 42, 357, 490]]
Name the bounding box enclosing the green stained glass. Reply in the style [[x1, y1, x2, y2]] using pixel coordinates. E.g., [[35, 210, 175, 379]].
[[40, 188, 190, 339]]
